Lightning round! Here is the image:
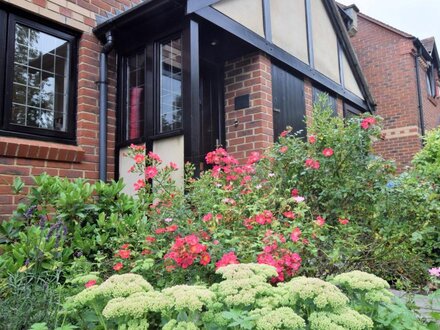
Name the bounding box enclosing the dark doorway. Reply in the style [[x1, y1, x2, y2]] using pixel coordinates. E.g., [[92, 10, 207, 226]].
[[198, 60, 224, 169], [272, 64, 306, 139]]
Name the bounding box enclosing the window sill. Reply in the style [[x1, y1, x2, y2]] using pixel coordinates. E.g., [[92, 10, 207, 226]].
[[0, 137, 84, 162]]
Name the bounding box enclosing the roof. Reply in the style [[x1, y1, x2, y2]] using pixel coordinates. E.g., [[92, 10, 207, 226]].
[[422, 37, 435, 55], [338, 3, 439, 73]]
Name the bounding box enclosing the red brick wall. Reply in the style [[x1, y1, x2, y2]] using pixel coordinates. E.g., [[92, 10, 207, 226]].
[[224, 52, 273, 163], [419, 60, 440, 132], [349, 14, 427, 169], [0, 0, 140, 220]]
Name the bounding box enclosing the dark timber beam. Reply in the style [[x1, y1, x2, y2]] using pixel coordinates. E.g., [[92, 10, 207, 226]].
[[194, 6, 369, 111], [182, 19, 201, 175], [186, 0, 221, 14]]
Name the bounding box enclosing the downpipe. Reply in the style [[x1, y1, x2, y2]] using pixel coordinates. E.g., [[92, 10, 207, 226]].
[[97, 32, 114, 182]]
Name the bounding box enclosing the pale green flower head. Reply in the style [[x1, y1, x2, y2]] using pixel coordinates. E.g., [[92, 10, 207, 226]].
[[250, 307, 306, 330], [162, 320, 199, 330], [278, 277, 349, 311], [64, 285, 102, 309], [102, 291, 169, 320], [216, 263, 278, 280], [161, 285, 215, 312], [99, 273, 153, 298], [308, 308, 373, 330], [331, 271, 390, 292], [212, 276, 275, 307]]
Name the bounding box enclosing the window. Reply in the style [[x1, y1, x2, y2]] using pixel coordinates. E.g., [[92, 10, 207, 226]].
[[119, 35, 183, 145], [426, 65, 436, 98], [0, 11, 77, 142], [158, 37, 182, 133], [343, 102, 362, 119], [125, 50, 145, 141], [313, 86, 337, 116]]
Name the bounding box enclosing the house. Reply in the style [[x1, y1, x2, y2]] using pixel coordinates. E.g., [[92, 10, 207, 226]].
[[340, 4, 440, 170], [0, 0, 375, 220]]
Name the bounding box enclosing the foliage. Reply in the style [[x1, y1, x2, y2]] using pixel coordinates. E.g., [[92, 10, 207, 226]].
[[413, 127, 440, 185], [0, 271, 66, 329], [0, 175, 143, 277], [63, 264, 398, 330], [330, 270, 435, 330], [62, 265, 438, 329]]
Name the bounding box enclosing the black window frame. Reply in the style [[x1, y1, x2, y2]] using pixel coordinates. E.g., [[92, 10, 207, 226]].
[[426, 65, 436, 98], [343, 101, 363, 119], [155, 33, 183, 136], [0, 8, 78, 144], [312, 85, 337, 116]]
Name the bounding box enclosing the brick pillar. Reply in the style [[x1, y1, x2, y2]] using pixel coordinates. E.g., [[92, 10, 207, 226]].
[[224, 52, 273, 163]]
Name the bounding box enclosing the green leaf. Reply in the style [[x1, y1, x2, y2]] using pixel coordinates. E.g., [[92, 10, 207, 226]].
[[29, 323, 49, 330]]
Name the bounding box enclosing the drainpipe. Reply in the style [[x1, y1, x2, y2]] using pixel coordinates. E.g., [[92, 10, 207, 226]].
[[414, 45, 425, 138], [97, 32, 114, 182]]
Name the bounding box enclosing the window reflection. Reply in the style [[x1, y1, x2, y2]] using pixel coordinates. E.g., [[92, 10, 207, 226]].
[[126, 51, 145, 140], [11, 23, 69, 131], [159, 37, 182, 133]]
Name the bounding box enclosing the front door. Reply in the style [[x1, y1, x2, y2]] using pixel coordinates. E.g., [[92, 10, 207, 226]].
[[199, 60, 223, 170]]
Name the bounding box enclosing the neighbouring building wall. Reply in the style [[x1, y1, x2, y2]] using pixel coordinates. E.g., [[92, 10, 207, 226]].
[[0, 0, 139, 220], [224, 52, 273, 163], [349, 15, 423, 170], [419, 59, 440, 132]]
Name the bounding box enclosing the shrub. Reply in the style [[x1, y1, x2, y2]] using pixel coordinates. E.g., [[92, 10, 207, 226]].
[[0, 271, 66, 329], [413, 127, 440, 185], [63, 264, 419, 330]]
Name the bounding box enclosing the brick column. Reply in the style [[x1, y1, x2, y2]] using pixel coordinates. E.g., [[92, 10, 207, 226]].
[[224, 52, 273, 163]]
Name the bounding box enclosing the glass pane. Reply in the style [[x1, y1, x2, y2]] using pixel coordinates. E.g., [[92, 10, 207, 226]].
[[125, 50, 145, 140], [14, 64, 28, 85], [38, 110, 54, 129], [27, 87, 40, 107], [10, 104, 26, 125], [55, 57, 66, 76], [14, 43, 28, 65], [12, 83, 26, 105], [159, 37, 182, 133], [56, 43, 68, 58], [42, 53, 55, 73], [26, 107, 39, 127], [11, 23, 70, 132]]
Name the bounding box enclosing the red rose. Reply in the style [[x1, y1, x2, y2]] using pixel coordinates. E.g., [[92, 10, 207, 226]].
[[113, 262, 123, 271], [322, 148, 334, 157], [118, 249, 131, 259], [339, 218, 349, 225], [199, 252, 211, 266], [85, 280, 97, 288]]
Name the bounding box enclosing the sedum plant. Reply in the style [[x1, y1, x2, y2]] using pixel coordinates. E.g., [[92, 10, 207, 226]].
[[331, 271, 428, 330], [61, 265, 431, 330]]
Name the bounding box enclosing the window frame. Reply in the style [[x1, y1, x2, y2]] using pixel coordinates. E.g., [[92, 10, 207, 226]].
[[426, 65, 436, 98], [1, 11, 78, 144], [155, 33, 183, 136], [343, 101, 363, 118]]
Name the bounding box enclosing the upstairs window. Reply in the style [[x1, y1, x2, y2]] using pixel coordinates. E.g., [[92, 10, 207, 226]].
[[313, 86, 337, 116], [1, 11, 77, 142], [426, 65, 436, 98]]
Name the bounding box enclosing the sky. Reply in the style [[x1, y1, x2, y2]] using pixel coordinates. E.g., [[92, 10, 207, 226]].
[[337, 0, 440, 46]]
